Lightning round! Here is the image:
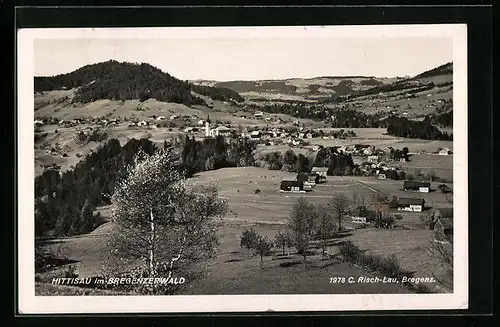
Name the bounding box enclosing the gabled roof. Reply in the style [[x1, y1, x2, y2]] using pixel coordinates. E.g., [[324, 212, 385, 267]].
[[311, 167, 329, 172], [404, 180, 431, 188], [398, 198, 425, 206], [280, 180, 303, 187]]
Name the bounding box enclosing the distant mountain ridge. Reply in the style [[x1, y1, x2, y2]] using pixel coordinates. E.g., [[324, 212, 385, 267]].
[[34, 60, 243, 105], [188, 62, 453, 103]]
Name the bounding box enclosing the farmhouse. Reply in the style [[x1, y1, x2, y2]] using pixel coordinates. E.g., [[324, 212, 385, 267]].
[[397, 198, 425, 212], [249, 131, 261, 139], [216, 126, 232, 136], [308, 173, 320, 184], [296, 172, 319, 185], [439, 148, 452, 155], [351, 216, 367, 225], [367, 155, 379, 163], [311, 167, 329, 178], [403, 181, 431, 193], [280, 180, 304, 193], [254, 111, 264, 118]]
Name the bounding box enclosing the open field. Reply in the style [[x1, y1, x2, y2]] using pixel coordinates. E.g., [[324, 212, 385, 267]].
[[37, 166, 449, 295], [38, 220, 410, 295], [346, 228, 447, 293]]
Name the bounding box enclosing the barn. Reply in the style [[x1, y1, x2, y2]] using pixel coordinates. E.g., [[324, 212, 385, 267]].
[[280, 180, 304, 193], [397, 198, 425, 212], [403, 180, 431, 193], [311, 167, 329, 179]]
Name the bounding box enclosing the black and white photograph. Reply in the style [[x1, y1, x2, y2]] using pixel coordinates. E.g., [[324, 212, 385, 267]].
[[17, 24, 468, 313]]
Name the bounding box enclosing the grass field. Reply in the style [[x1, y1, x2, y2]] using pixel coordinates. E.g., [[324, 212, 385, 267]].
[[37, 166, 451, 295]]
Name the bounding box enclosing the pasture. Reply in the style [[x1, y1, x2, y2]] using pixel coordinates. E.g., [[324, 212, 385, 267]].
[[37, 166, 449, 295]]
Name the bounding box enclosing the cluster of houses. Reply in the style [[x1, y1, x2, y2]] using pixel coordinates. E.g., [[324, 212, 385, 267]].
[[390, 181, 432, 213], [279, 167, 328, 193]]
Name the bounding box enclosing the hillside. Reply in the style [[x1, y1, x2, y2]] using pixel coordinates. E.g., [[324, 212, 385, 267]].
[[34, 60, 243, 106], [191, 76, 402, 104]]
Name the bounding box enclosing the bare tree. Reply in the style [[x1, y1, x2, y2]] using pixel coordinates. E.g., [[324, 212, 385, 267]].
[[275, 231, 288, 256], [427, 239, 453, 291], [241, 229, 273, 268], [315, 204, 336, 257], [288, 198, 316, 267], [254, 235, 273, 269], [104, 149, 228, 295], [351, 191, 360, 208], [331, 194, 349, 232]]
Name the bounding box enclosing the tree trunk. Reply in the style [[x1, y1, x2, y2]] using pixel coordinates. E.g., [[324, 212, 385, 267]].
[[282, 245, 285, 255], [260, 253, 263, 269], [322, 240, 326, 257], [149, 208, 155, 277]]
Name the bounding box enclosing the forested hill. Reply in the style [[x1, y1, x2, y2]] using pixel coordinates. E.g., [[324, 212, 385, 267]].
[[34, 60, 243, 105], [413, 62, 453, 79]]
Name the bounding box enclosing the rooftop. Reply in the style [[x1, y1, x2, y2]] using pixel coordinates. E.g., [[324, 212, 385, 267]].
[[311, 167, 329, 172], [398, 198, 425, 206]]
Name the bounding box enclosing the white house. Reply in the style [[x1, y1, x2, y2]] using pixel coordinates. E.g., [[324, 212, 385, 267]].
[[250, 130, 261, 139], [351, 217, 367, 224], [439, 148, 451, 155], [197, 120, 205, 125], [254, 111, 264, 118], [170, 115, 179, 120], [397, 198, 425, 212], [367, 155, 379, 163], [34, 119, 44, 126]]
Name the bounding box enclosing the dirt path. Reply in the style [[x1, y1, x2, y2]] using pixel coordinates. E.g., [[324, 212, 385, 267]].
[[342, 176, 381, 194]]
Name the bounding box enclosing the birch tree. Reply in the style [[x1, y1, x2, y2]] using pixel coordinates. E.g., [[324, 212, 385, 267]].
[[331, 194, 349, 232], [288, 198, 316, 267], [103, 149, 228, 295], [315, 204, 335, 257]]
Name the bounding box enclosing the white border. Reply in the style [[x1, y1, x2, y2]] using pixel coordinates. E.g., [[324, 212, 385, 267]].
[[18, 25, 468, 313]]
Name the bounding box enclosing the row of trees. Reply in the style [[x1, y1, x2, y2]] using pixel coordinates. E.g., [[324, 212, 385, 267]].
[[190, 84, 244, 103], [181, 136, 256, 177], [386, 116, 453, 140], [256, 147, 355, 176], [240, 195, 352, 269]]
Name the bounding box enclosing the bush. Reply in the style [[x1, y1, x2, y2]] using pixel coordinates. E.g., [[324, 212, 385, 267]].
[[339, 240, 363, 262], [64, 265, 78, 278], [254, 189, 261, 194]]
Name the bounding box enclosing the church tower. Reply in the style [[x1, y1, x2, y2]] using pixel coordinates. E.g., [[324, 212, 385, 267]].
[[205, 114, 211, 137]]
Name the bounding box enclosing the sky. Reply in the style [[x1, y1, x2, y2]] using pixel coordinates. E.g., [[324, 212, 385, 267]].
[[34, 36, 453, 81]]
